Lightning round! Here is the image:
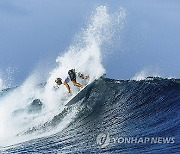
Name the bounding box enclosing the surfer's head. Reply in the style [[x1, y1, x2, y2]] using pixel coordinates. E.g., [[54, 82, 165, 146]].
[[55, 78, 62, 85]]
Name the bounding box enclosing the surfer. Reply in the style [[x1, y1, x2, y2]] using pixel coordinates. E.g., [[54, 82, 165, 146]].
[[55, 69, 89, 96]]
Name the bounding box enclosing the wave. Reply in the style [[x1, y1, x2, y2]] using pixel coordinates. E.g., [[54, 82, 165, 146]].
[[1, 77, 180, 153]]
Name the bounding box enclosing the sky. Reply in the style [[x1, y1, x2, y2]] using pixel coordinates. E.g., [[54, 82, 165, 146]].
[[0, 0, 180, 86]]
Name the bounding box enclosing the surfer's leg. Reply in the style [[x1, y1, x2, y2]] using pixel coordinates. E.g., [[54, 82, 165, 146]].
[[68, 69, 83, 88], [72, 80, 83, 88]]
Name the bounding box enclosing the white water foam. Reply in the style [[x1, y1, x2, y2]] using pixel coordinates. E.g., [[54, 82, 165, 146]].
[[0, 6, 126, 147], [0, 77, 4, 91], [0, 70, 5, 91], [132, 68, 161, 81]]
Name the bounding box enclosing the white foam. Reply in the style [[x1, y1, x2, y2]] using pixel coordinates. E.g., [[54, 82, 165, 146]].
[[132, 68, 161, 81], [0, 70, 5, 91], [0, 77, 4, 91]]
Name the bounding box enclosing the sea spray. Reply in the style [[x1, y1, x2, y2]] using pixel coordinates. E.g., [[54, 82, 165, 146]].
[[0, 77, 4, 91], [46, 6, 126, 90], [132, 67, 161, 81]]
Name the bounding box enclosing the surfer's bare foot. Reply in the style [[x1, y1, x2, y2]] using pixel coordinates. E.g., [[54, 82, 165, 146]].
[[78, 73, 90, 79], [84, 75, 89, 79]]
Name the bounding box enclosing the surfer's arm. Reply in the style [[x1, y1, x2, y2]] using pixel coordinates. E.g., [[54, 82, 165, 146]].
[[64, 82, 72, 96]]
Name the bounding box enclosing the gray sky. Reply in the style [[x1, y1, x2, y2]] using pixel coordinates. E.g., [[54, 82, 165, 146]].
[[0, 0, 180, 85]]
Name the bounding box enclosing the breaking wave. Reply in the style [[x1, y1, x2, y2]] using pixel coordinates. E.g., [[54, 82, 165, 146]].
[[1, 77, 180, 153]]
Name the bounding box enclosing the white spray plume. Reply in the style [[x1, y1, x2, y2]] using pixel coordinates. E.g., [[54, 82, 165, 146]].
[[46, 6, 126, 88]]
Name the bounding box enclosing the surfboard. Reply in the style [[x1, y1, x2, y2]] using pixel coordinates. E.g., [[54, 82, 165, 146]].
[[65, 79, 96, 106]]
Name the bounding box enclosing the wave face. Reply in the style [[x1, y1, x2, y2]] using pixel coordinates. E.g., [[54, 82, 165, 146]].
[[1, 77, 180, 153]]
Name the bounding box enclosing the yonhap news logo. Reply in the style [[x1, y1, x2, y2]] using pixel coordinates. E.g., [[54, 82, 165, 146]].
[[96, 132, 175, 148], [96, 132, 110, 148]]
